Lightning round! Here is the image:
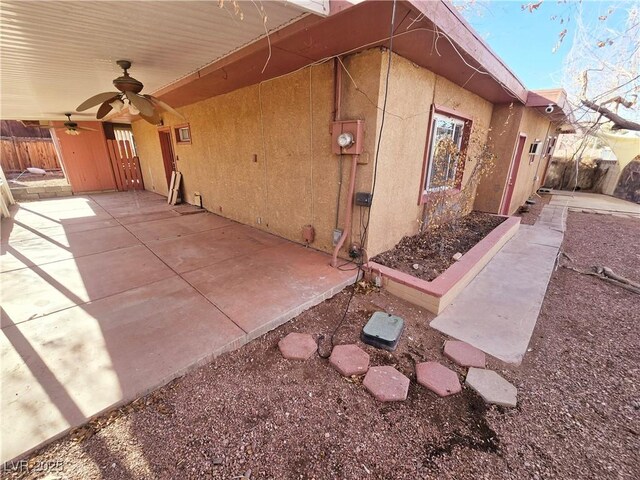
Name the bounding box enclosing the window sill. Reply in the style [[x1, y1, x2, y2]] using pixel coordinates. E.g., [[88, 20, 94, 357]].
[[420, 187, 461, 204]]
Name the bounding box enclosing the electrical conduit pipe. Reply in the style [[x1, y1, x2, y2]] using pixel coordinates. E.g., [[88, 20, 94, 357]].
[[331, 153, 359, 267]]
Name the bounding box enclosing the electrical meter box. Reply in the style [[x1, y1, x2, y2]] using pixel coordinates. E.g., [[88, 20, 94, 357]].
[[331, 120, 364, 155]]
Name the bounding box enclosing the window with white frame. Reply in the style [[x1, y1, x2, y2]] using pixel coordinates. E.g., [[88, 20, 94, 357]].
[[424, 113, 466, 191], [528, 139, 542, 163]]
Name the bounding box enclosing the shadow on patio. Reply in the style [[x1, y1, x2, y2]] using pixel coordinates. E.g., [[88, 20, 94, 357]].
[[0, 191, 355, 464]]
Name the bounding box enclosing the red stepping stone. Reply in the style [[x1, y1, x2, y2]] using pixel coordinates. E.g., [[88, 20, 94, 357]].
[[363, 366, 410, 402], [278, 333, 316, 360], [443, 340, 485, 368], [416, 361, 461, 397], [329, 344, 370, 376]]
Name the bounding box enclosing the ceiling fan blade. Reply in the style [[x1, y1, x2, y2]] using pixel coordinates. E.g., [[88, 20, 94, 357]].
[[77, 126, 98, 132], [138, 110, 162, 125], [96, 100, 115, 119], [145, 95, 185, 120], [76, 92, 120, 111], [126, 91, 154, 117]]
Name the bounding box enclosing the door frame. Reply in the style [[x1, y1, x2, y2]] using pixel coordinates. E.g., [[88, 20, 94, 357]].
[[158, 127, 176, 190], [500, 133, 527, 215]]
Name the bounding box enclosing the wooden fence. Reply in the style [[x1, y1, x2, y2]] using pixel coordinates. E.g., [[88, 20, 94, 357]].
[[1, 137, 61, 172], [106, 139, 144, 191]]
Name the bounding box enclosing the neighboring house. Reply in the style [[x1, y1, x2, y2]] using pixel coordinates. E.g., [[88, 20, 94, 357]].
[[131, 1, 572, 259]]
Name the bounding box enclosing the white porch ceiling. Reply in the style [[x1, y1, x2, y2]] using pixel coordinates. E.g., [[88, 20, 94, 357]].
[[0, 0, 321, 121]]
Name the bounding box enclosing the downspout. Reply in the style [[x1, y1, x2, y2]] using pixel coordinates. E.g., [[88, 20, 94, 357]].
[[331, 153, 358, 267]]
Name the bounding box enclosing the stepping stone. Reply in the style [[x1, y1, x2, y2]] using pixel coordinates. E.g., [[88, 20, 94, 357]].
[[363, 366, 409, 402], [415, 361, 461, 397], [329, 344, 370, 376], [465, 368, 517, 407], [444, 340, 485, 368], [278, 332, 316, 360]]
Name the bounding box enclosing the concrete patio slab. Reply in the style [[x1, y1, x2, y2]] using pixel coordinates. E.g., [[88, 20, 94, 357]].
[[183, 242, 355, 340], [1, 225, 139, 273], [1, 276, 245, 463], [1, 214, 120, 244], [1, 245, 175, 326], [549, 191, 640, 217], [126, 212, 235, 242], [147, 223, 287, 274], [1, 191, 354, 463], [465, 368, 517, 407], [431, 223, 562, 364]]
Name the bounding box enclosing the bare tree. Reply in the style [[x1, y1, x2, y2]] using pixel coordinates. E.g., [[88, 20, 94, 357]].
[[558, 0, 640, 131]]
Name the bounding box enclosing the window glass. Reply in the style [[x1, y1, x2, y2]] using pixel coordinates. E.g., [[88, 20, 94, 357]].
[[425, 114, 465, 191]]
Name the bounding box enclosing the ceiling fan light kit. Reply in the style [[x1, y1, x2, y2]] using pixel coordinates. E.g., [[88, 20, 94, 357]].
[[76, 60, 185, 125], [57, 113, 97, 135]]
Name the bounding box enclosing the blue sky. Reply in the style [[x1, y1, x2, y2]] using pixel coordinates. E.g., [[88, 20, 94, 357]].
[[459, 0, 633, 90]]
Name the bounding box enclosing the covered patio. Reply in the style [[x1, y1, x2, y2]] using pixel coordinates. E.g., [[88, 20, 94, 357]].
[[0, 191, 355, 463]]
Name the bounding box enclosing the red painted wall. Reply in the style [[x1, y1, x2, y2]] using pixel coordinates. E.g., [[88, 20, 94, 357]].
[[51, 121, 117, 193]]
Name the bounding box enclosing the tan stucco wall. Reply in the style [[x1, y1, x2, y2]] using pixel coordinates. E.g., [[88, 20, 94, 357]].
[[474, 103, 523, 213], [133, 48, 500, 259], [474, 105, 555, 214], [506, 107, 553, 213], [366, 51, 494, 256], [133, 50, 382, 256]]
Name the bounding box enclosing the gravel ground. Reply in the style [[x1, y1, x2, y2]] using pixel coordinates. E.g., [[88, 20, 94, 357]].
[[3, 212, 639, 480]]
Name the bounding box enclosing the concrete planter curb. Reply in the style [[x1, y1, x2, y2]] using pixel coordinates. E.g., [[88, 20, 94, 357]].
[[365, 216, 521, 314]]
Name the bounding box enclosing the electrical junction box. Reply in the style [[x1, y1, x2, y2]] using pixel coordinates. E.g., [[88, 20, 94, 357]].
[[331, 120, 364, 155], [361, 312, 405, 351], [355, 192, 372, 207], [332, 228, 343, 246]]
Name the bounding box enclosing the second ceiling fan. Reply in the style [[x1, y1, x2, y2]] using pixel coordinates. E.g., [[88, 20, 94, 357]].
[[76, 60, 184, 125]]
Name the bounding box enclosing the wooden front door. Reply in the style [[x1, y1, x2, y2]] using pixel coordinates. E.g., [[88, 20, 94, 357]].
[[158, 129, 175, 189], [501, 134, 527, 215]]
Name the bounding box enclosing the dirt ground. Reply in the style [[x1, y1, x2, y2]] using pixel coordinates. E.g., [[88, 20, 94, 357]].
[[6, 171, 68, 188], [3, 212, 639, 480], [371, 212, 505, 281]]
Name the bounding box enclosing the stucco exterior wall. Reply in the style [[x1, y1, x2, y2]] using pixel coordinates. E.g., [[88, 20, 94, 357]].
[[132, 50, 382, 256], [474, 103, 523, 213], [506, 107, 553, 213], [365, 51, 494, 256], [474, 105, 555, 215], [132, 47, 509, 259]]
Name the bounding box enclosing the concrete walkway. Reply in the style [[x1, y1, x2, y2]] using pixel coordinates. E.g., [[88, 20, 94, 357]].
[[1, 192, 354, 463], [430, 202, 565, 364], [549, 190, 640, 217]]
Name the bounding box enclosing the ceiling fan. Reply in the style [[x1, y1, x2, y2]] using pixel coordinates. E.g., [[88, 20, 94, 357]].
[[57, 113, 97, 135], [76, 60, 184, 125]]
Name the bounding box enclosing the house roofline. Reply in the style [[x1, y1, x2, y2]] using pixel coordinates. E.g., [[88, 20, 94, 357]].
[[152, 0, 563, 112]]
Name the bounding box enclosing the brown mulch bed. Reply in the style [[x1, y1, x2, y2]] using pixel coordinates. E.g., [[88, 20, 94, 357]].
[[4, 213, 639, 480], [371, 212, 506, 281], [514, 193, 551, 225]]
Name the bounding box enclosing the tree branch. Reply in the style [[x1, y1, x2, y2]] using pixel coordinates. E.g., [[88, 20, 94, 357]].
[[581, 99, 640, 131]]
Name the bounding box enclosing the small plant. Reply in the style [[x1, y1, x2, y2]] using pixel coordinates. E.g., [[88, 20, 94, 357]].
[[420, 125, 497, 233]]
